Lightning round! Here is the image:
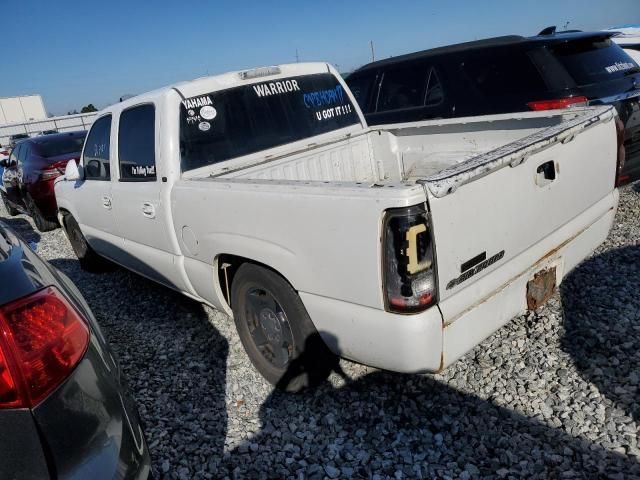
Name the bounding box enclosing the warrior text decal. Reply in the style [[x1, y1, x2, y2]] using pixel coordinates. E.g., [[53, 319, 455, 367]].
[[253, 79, 301, 97]]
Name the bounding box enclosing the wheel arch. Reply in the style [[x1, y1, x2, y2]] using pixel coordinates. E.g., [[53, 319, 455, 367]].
[[214, 253, 299, 315]]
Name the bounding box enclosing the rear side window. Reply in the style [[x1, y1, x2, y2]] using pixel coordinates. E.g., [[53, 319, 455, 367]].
[[462, 48, 549, 97], [180, 73, 360, 172], [549, 38, 640, 86], [83, 115, 111, 181], [118, 104, 156, 181], [377, 64, 428, 112]]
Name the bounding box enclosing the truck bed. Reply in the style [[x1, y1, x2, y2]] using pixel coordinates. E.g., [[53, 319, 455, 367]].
[[206, 107, 612, 198]]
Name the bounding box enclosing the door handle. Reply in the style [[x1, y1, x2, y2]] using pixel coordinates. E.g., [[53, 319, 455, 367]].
[[141, 202, 156, 219], [536, 161, 556, 187], [102, 195, 112, 209]]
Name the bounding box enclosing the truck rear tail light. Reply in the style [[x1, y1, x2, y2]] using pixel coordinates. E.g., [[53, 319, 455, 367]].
[[527, 96, 588, 111], [382, 205, 437, 314], [0, 287, 90, 409], [614, 116, 627, 187]]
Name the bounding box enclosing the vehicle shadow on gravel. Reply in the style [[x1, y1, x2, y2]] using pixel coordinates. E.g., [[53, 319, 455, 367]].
[[47, 259, 230, 479], [0, 216, 40, 246], [560, 245, 640, 424], [221, 336, 639, 479]]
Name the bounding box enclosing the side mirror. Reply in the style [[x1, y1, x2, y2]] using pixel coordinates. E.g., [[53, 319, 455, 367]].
[[64, 159, 81, 181]]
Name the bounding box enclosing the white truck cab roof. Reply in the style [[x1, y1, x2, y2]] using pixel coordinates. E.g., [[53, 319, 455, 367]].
[[102, 62, 364, 123]]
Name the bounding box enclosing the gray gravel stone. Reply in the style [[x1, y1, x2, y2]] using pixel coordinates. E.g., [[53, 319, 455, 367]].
[[3, 185, 640, 479]]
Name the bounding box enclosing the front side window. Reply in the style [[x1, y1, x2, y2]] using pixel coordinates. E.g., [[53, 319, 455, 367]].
[[16, 144, 30, 164], [83, 115, 112, 181], [180, 73, 360, 172], [346, 74, 376, 112], [376, 64, 429, 112], [425, 68, 444, 106], [118, 104, 156, 181], [8, 145, 20, 165]]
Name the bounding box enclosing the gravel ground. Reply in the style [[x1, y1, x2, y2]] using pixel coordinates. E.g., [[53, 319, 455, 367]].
[[1, 186, 639, 479]]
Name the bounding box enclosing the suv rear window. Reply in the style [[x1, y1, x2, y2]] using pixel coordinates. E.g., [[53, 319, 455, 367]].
[[549, 38, 640, 86], [180, 73, 359, 172]]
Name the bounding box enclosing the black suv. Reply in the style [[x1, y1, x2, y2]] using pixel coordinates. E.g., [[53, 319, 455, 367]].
[[346, 30, 640, 184]]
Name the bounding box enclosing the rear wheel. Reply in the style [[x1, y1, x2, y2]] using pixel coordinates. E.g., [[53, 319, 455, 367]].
[[1, 192, 19, 216], [25, 194, 58, 232], [63, 214, 111, 272], [231, 263, 337, 392]]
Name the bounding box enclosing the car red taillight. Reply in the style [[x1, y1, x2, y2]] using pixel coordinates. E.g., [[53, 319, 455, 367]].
[[35, 167, 63, 181], [527, 96, 588, 111], [0, 287, 90, 408], [614, 116, 627, 187], [382, 204, 437, 314]]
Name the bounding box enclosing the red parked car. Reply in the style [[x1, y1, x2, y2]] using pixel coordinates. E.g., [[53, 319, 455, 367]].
[[1, 131, 86, 231]]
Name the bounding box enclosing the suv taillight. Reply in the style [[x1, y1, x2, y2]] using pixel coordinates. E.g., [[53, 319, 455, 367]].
[[383, 205, 437, 313], [0, 287, 90, 408], [527, 96, 588, 111], [614, 116, 627, 187]]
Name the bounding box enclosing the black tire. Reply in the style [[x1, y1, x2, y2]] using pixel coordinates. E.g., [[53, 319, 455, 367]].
[[231, 263, 337, 392], [25, 194, 58, 232], [63, 214, 111, 272]]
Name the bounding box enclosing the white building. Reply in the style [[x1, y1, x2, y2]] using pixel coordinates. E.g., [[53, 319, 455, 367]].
[[0, 95, 47, 126]]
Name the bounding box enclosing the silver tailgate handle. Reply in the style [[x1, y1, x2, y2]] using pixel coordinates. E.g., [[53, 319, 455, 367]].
[[141, 202, 156, 219], [102, 195, 112, 209]]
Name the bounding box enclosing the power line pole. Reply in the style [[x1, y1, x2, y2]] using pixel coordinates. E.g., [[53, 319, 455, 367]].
[[295, 49, 299, 63], [370, 40, 375, 62]]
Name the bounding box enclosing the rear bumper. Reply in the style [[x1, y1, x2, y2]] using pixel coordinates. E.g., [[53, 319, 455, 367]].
[[620, 136, 640, 184], [32, 349, 151, 480], [32, 271, 151, 480], [302, 190, 618, 373]]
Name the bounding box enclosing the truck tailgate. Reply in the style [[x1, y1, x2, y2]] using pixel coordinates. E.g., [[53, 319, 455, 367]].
[[421, 106, 617, 320]]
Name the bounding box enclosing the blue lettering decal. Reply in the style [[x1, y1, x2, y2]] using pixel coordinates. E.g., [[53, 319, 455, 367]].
[[303, 85, 345, 109]]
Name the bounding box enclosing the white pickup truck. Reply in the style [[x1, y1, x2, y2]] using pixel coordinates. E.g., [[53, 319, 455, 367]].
[[55, 63, 623, 390]]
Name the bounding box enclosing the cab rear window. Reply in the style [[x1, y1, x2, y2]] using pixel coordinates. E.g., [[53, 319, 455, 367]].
[[549, 38, 640, 86], [180, 73, 360, 172]]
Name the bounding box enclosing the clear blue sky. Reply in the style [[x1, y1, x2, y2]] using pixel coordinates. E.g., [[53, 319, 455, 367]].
[[3, 0, 638, 115]]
